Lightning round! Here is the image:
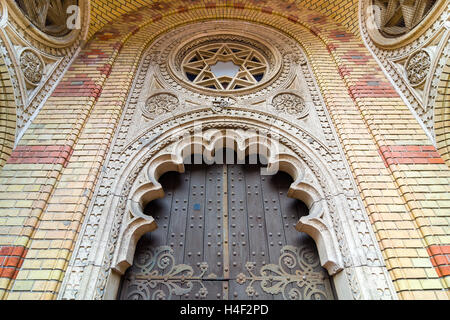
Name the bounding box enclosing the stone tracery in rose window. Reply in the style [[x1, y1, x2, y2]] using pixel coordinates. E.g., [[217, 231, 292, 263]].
[[181, 42, 268, 91]]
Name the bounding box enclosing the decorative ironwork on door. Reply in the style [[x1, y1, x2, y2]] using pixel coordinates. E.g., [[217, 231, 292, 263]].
[[118, 163, 335, 300]]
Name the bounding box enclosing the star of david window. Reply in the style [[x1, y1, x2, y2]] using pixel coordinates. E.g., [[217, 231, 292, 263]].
[[181, 42, 268, 91], [372, 0, 438, 38]]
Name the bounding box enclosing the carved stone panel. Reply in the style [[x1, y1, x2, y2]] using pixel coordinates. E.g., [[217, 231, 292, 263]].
[[142, 92, 179, 119], [405, 50, 431, 87], [19, 48, 44, 86], [271, 92, 309, 119]]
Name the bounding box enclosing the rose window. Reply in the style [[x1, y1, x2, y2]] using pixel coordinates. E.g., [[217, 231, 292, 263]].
[[181, 42, 268, 91]]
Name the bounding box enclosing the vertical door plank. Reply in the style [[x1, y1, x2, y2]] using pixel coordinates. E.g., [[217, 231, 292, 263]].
[[259, 172, 288, 300], [182, 164, 207, 300], [260, 173, 286, 264], [203, 164, 225, 300], [164, 169, 191, 300], [240, 164, 273, 300], [227, 164, 252, 300]]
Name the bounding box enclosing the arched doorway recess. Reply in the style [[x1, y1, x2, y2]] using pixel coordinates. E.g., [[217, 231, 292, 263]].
[[59, 19, 396, 300], [118, 153, 336, 300]]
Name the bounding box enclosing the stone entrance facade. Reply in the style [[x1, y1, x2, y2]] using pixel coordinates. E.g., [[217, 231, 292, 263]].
[[0, 1, 448, 300]]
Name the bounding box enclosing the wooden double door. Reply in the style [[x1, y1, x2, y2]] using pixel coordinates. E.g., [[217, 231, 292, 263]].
[[118, 162, 335, 300]]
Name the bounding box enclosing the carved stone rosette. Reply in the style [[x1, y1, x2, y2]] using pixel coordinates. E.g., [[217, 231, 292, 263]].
[[142, 92, 180, 119], [271, 92, 309, 119], [406, 50, 431, 87], [19, 48, 44, 86]]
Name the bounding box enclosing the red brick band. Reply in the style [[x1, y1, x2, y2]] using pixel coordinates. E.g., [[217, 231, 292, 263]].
[[7, 145, 74, 167], [152, 13, 163, 22], [379, 146, 445, 166], [427, 245, 450, 277], [0, 246, 28, 280], [288, 14, 299, 23]]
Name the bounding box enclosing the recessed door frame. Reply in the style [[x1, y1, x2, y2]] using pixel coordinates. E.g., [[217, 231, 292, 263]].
[[59, 113, 397, 300], [117, 161, 337, 300], [96, 122, 394, 300]]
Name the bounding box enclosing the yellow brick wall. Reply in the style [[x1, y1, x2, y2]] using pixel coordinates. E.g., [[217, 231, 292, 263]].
[[87, 0, 361, 40]]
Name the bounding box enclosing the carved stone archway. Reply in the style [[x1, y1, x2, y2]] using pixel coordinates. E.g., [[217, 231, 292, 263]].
[[59, 17, 397, 301], [60, 107, 396, 300]]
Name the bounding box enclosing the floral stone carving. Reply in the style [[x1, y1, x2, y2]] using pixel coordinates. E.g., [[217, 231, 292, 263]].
[[271, 92, 308, 118], [142, 92, 179, 119], [19, 49, 44, 86], [406, 50, 431, 86]]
